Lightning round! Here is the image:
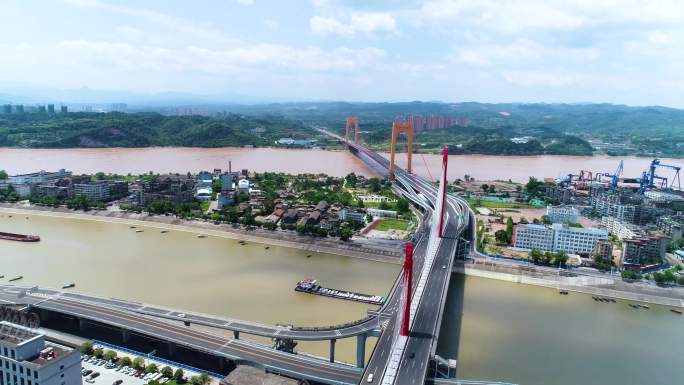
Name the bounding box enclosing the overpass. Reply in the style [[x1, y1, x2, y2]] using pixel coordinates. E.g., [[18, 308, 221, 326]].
[[342, 129, 474, 385], [0, 121, 479, 385]]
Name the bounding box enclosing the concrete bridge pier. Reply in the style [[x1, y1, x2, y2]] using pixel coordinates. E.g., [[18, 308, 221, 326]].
[[329, 339, 336, 363], [233, 331, 239, 340], [79, 318, 87, 333], [166, 341, 176, 356], [356, 333, 367, 368], [122, 329, 131, 343]]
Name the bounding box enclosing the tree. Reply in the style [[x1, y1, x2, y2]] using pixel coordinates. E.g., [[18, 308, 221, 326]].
[[494, 229, 509, 245], [345, 172, 358, 188], [396, 198, 410, 213], [553, 251, 568, 266], [0, 170, 7, 180], [80, 342, 94, 355], [379, 200, 390, 210], [368, 178, 381, 193], [103, 350, 117, 362], [663, 269, 677, 283], [161, 366, 174, 378], [678, 276, 684, 286], [541, 215, 552, 225], [173, 368, 185, 381], [529, 248, 544, 264], [198, 373, 211, 385], [505, 217, 514, 242], [519, 217, 529, 224], [340, 227, 353, 241], [132, 357, 145, 370], [146, 363, 159, 373], [93, 348, 104, 359], [481, 184, 489, 193], [653, 271, 666, 284], [120, 356, 132, 367], [488, 185, 496, 193]]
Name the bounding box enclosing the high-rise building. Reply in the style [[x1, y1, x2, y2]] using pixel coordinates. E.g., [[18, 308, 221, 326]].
[[47, 104, 55, 114], [37, 105, 46, 113], [15, 105, 24, 113], [60, 106, 67, 114], [0, 321, 82, 385], [622, 234, 668, 270], [2, 104, 11, 114]]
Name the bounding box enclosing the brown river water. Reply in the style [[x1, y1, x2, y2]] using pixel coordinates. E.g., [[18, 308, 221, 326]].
[[1, 147, 683, 384], [1, 147, 682, 183]]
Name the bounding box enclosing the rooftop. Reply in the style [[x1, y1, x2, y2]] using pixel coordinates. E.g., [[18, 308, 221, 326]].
[[0, 322, 41, 347]]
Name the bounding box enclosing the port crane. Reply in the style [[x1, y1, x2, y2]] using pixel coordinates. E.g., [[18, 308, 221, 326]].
[[595, 160, 624, 190], [643, 158, 681, 190]]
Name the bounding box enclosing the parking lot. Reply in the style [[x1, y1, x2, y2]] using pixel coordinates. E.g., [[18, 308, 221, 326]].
[[81, 356, 153, 385]]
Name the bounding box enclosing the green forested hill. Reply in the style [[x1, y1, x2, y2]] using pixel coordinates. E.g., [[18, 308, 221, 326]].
[[0, 112, 314, 148]]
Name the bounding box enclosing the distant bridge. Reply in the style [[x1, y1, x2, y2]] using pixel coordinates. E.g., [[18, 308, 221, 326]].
[[0, 120, 506, 385]]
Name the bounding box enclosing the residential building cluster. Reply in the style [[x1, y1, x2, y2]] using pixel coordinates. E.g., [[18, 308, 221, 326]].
[[0, 169, 128, 202]]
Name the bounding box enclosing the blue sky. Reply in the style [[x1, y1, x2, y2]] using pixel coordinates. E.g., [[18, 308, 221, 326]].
[[2, 0, 684, 106]]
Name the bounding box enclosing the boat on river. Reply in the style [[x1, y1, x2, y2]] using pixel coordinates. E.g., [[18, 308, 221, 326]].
[[62, 283, 75, 289], [0, 232, 40, 242], [295, 278, 385, 305]]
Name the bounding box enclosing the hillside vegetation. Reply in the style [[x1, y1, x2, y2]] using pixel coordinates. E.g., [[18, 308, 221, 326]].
[[0, 112, 314, 148]]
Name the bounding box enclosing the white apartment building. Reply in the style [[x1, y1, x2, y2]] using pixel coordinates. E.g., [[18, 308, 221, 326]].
[[8, 170, 71, 185], [545, 205, 578, 224], [514, 223, 608, 255], [552, 223, 608, 255], [512, 224, 554, 251], [366, 208, 398, 219], [601, 216, 641, 240], [0, 322, 82, 385], [73, 181, 110, 202], [356, 194, 396, 204]]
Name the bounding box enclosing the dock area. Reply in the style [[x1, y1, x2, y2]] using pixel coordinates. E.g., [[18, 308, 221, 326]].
[[294, 278, 384, 305]]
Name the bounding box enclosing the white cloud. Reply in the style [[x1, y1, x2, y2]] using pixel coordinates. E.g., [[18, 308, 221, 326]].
[[60, 0, 230, 43], [115, 25, 140, 40], [502, 70, 586, 87], [0, 40, 387, 79], [310, 12, 396, 36], [236, 0, 255, 5]]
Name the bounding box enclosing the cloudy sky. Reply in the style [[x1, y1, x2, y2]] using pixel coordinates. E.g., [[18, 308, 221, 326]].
[[2, 0, 684, 106]]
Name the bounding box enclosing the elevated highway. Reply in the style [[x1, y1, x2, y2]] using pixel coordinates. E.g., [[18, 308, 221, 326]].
[[0, 131, 475, 385]]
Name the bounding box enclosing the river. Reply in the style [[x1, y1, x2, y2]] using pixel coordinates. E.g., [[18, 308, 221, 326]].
[[438, 274, 684, 385], [1, 147, 681, 183], [2, 209, 682, 384], [0, 210, 397, 365]]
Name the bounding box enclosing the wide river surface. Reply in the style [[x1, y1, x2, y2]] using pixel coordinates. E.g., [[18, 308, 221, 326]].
[[2, 209, 683, 384], [1, 147, 682, 183]]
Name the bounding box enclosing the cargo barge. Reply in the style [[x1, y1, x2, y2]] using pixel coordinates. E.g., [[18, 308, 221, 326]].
[[295, 278, 384, 305], [0, 231, 40, 242]]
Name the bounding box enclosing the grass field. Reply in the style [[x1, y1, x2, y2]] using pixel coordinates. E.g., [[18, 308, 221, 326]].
[[376, 219, 409, 231]]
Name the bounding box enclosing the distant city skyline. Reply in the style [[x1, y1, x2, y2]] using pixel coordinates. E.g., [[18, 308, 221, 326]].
[[2, 0, 684, 107]]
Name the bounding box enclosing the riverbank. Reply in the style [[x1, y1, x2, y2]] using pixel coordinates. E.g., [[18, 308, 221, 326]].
[[458, 261, 684, 308], [0, 203, 403, 265], [3, 147, 682, 183]]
